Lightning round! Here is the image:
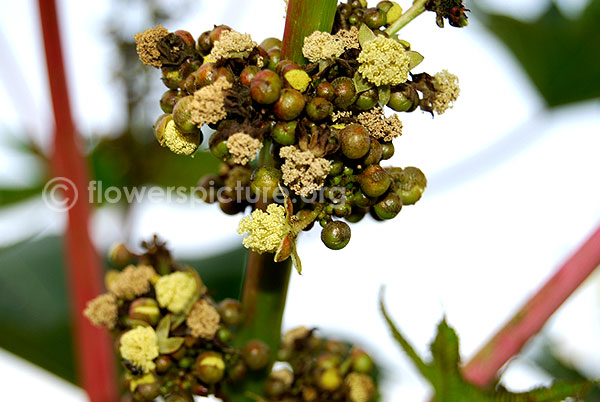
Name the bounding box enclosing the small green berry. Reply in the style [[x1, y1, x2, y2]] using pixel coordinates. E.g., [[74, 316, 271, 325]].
[[267, 48, 281, 71], [332, 77, 357, 108], [250, 166, 282, 200], [363, 139, 383, 166], [354, 88, 379, 110], [218, 298, 243, 326], [381, 142, 395, 160], [364, 7, 387, 29], [250, 69, 282, 104], [306, 97, 333, 121], [240, 65, 260, 86], [172, 96, 198, 134], [259, 37, 282, 52], [388, 83, 419, 112], [316, 81, 336, 101], [160, 89, 181, 114], [194, 351, 225, 384], [274, 88, 305, 120], [358, 165, 392, 197], [321, 221, 351, 250], [373, 192, 402, 219], [271, 120, 297, 145], [242, 339, 271, 370], [340, 124, 371, 159]]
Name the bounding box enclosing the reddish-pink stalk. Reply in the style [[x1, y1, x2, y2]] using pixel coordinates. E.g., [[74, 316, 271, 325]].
[[38, 1, 118, 401], [463, 224, 600, 386]]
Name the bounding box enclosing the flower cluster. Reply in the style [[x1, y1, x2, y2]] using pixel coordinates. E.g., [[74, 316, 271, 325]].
[[83, 238, 253, 401], [138, 0, 461, 270]]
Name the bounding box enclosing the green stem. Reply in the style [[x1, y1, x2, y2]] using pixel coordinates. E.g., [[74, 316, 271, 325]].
[[221, 1, 338, 400], [385, 0, 427, 35]]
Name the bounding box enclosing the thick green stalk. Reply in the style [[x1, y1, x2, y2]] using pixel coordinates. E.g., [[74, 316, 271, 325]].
[[281, 0, 338, 64], [385, 0, 427, 35], [222, 1, 338, 399]]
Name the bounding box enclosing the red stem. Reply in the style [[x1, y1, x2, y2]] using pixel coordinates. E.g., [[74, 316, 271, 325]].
[[38, 1, 118, 401], [463, 224, 600, 386]]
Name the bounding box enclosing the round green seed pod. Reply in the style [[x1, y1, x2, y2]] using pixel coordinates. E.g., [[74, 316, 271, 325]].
[[321, 221, 351, 250], [218, 298, 243, 326], [373, 192, 402, 219], [354, 88, 379, 111], [274, 88, 305, 120], [316, 81, 336, 101], [363, 139, 383, 166], [381, 142, 395, 160], [340, 124, 371, 159], [242, 339, 271, 370], [250, 70, 282, 104], [194, 351, 225, 384], [250, 166, 282, 200], [160, 89, 181, 114], [306, 97, 333, 121], [332, 77, 357, 108], [259, 37, 282, 52], [364, 7, 387, 29], [390, 166, 427, 205], [272, 120, 297, 145], [358, 165, 391, 197], [389, 83, 419, 112]]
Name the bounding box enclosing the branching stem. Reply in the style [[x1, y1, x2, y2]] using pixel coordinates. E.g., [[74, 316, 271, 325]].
[[385, 0, 428, 35]]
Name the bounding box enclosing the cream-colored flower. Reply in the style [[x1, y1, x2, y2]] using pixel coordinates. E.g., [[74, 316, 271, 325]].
[[155, 272, 197, 313], [357, 36, 410, 86], [190, 76, 232, 127], [83, 293, 118, 329], [226, 133, 263, 165], [302, 31, 346, 62], [356, 106, 402, 142], [210, 30, 257, 60], [186, 299, 220, 339], [279, 146, 331, 197], [134, 25, 168, 68], [237, 204, 288, 254], [108, 265, 157, 300], [431, 69, 460, 114], [346, 372, 375, 402], [119, 326, 159, 373]]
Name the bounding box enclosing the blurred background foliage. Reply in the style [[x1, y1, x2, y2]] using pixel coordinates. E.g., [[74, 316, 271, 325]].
[[0, 0, 598, 396]]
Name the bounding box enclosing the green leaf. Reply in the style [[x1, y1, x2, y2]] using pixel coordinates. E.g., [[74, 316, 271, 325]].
[[378, 85, 391, 106], [379, 290, 592, 402], [353, 71, 374, 93], [0, 235, 246, 384], [358, 23, 377, 47], [406, 50, 424, 70], [0, 185, 43, 208], [477, 1, 600, 107]]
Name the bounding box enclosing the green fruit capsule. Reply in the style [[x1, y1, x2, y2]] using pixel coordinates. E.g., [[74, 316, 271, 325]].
[[250, 69, 282, 104], [364, 7, 387, 29], [172, 96, 198, 134], [363, 139, 383, 166], [271, 120, 297, 145], [259, 37, 282, 52], [209, 139, 229, 160], [240, 65, 260, 86], [388, 83, 419, 112], [329, 159, 344, 176], [274, 88, 305, 120], [196, 30, 212, 55], [267, 48, 281, 71], [354, 88, 379, 110], [332, 77, 357, 108], [218, 298, 243, 326], [346, 207, 367, 223], [194, 351, 225, 384], [160, 89, 181, 114], [340, 124, 370, 159], [321, 221, 351, 250], [251, 166, 282, 200], [306, 97, 333, 121], [381, 142, 395, 160], [373, 192, 402, 219], [316, 81, 336, 101], [358, 164, 391, 197], [390, 166, 427, 205]]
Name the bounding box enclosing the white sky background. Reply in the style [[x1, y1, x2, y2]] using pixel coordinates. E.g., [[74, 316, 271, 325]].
[[0, 0, 599, 400]]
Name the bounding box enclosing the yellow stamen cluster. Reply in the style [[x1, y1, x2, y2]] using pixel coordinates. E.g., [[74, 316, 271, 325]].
[[238, 204, 288, 254], [285, 69, 311, 93], [357, 36, 410, 86], [108, 265, 157, 299], [331, 110, 352, 122], [210, 30, 257, 60], [357, 106, 403, 142], [226, 133, 263, 165], [119, 326, 159, 373], [163, 120, 200, 155], [279, 146, 331, 197], [346, 372, 376, 402], [432, 69, 460, 115], [186, 299, 220, 339], [134, 25, 168, 68], [190, 76, 233, 127], [83, 293, 118, 329], [155, 271, 197, 313]]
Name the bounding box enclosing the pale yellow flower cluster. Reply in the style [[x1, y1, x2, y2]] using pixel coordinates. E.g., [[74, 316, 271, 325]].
[[210, 30, 257, 60], [162, 119, 200, 156], [108, 265, 157, 300], [226, 133, 263, 165], [432, 69, 460, 114], [279, 146, 331, 197], [83, 293, 118, 329], [238, 204, 288, 254], [119, 326, 159, 373], [302, 28, 359, 63], [155, 271, 197, 313], [357, 36, 410, 86], [190, 76, 233, 127]]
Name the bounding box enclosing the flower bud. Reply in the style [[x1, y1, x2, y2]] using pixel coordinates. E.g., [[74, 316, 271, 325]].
[[321, 221, 351, 250], [109, 243, 133, 267], [218, 298, 243, 326], [128, 298, 160, 326], [318, 367, 342, 391], [194, 351, 225, 384], [340, 124, 370, 159], [358, 165, 391, 197], [242, 339, 271, 370]]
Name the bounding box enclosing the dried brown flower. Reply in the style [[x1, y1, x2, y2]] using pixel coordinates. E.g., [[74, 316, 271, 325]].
[[83, 293, 118, 329], [186, 299, 220, 339], [134, 25, 169, 68], [210, 30, 257, 60], [280, 146, 331, 197], [357, 106, 402, 142], [108, 264, 157, 299], [226, 132, 263, 165], [190, 76, 233, 127]]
